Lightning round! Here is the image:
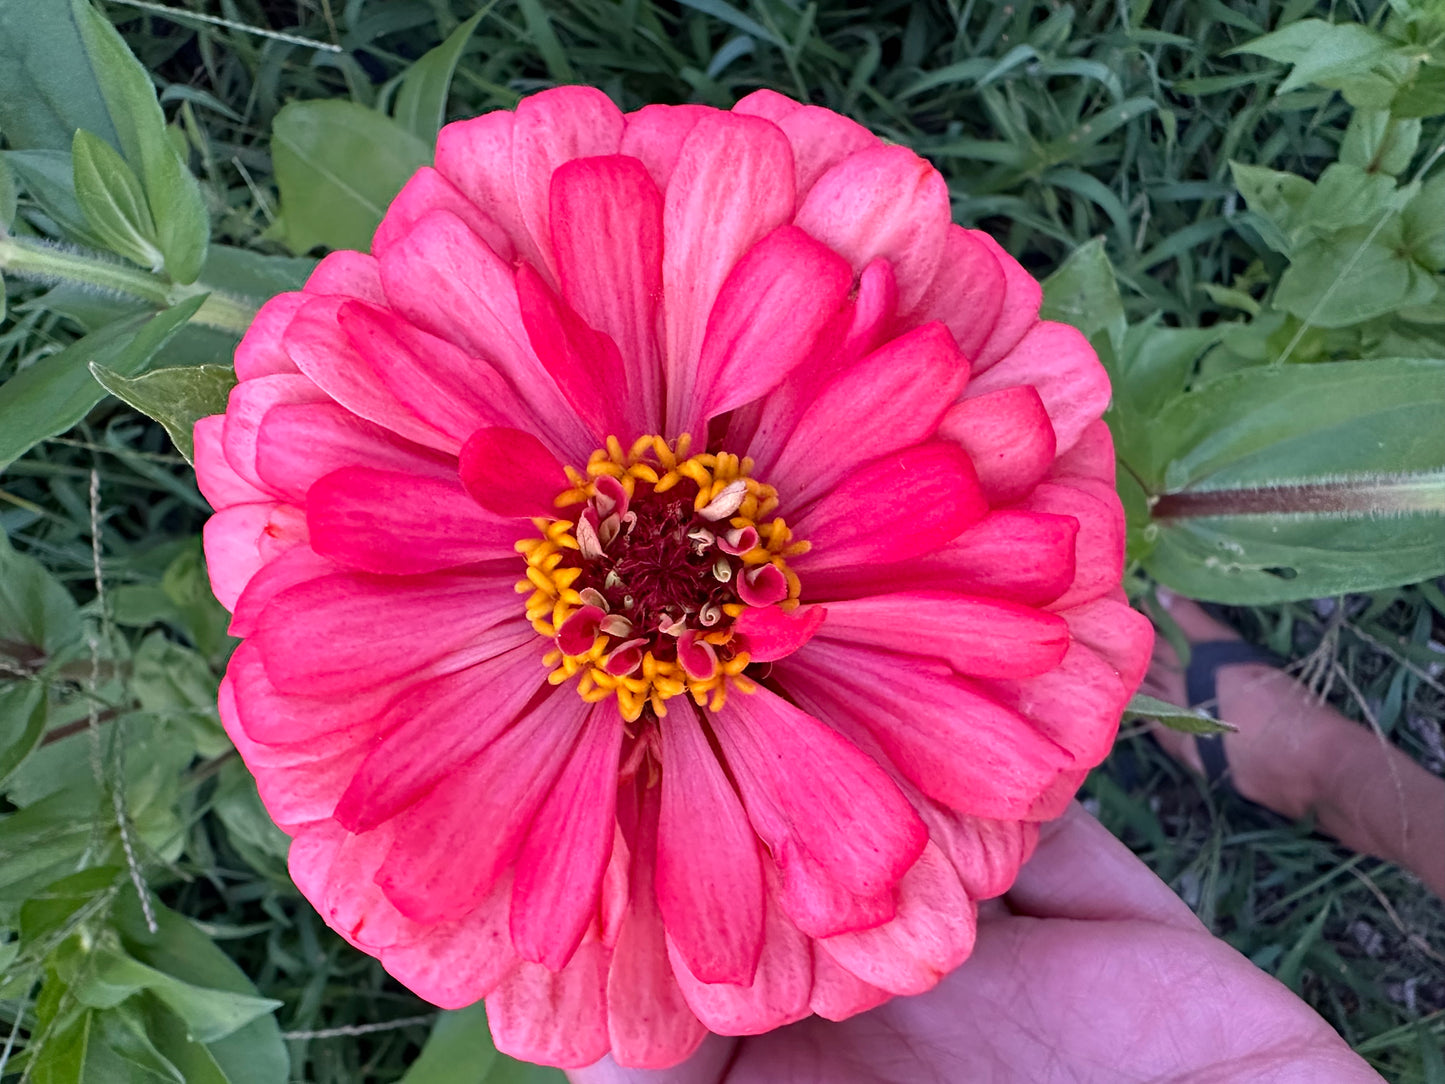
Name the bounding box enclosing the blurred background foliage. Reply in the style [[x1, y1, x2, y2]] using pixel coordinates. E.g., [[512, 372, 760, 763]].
[[0, 0, 1443, 1080]]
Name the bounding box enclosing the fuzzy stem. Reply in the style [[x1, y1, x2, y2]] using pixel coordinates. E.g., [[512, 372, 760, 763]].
[[1152, 472, 1445, 520], [0, 234, 258, 335]]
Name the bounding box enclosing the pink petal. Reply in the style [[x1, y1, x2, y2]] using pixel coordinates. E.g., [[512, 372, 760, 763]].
[[809, 947, 890, 1022], [668, 870, 813, 1036], [486, 939, 611, 1069], [376, 686, 589, 922], [817, 843, 975, 996], [551, 155, 665, 427], [371, 166, 514, 262], [619, 103, 710, 190], [607, 783, 710, 1069], [792, 145, 950, 311], [221, 374, 329, 491], [333, 636, 549, 831], [1019, 480, 1124, 611], [765, 322, 970, 508], [254, 401, 454, 503], [254, 568, 525, 696], [709, 688, 926, 937], [815, 590, 1069, 680], [1049, 416, 1117, 486], [731, 89, 805, 123], [512, 86, 626, 283], [657, 711, 765, 986], [939, 384, 1056, 506], [307, 467, 527, 574], [966, 320, 1110, 455], [282, 296, 456, 453], [1064, 595, 1154, 691], [684, 225, 853, 436], [304, 250, 385, 304], [435, 109, 531, 265], [511, 701, 625, 968], [459, 426, 570, 519], [381, 874, 521, 1008], [790, 442, 987, 573], [287, 821, 416, 950], [233, 294, 304, 379], [732, 603, 826, 662], [202, 502, 305, 610], [662, 113, 795, 435], [227, 543, 336, 638], [515, 263, 633, 443], [799, 509, 1079, 609], [776, 106, 880, 199], [378, 210, 596, 463], [966, 230, 1042, 373], [194, 414, 269, 509], [781, 640, 1074, 818], [904, 225, 1007, 361], [927, 810, 1039, 901]]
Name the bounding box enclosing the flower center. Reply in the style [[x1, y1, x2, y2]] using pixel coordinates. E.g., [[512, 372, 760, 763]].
[[517, 434, 808, 722]]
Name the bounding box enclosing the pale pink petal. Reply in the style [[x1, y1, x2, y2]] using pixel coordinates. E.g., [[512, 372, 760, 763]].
[[809, 947, 890, 1022], [221, 374, 329, 490], [254, 568, 525, 696], [203, 502, 306, 610], [381, 873, 520, 1008], [376, 687, 589, 922], [619, 103, 710, 190], [511, 701, 625, 968], [917, 808, 1039, 901], [939, 385, 1056, 506], [487, 939, 611, 1069], [227, 543, 335, 638], [662, 113, 795, 435], [731, 89, 805, 123], [732, 604, 826, 662], [657, 711, 764, 986], [304, 250, 385, 303], [792, 145, 950, 311], [965, 320, 1111, 454], [776, 106, 880, 199], [459, 426, 569, 519], [551, 155, 665, 427], [307, 467, 527, 574], [1063, 595, 1154, 691], [790, 442, 987, 573], [904, 225, 1007, 361], [966, 230, 1042, 373], [709, 688, 926, 937], [372, 166, 514, 262], [512, 86, 626, 283], [435, 109, 530, 262], [194, 414, 269, 509], [1020, 480, 1124, 611], [233, 294, 304, 379], [685, 225, 853, 435], [1049, 416, 1117, 486], [817, 842, 975, 996], [763, 322, 969, 508], [287, 821, 417, 951]]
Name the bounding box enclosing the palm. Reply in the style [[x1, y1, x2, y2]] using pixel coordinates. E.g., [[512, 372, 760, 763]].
[[571, 806, 1383, 1084]]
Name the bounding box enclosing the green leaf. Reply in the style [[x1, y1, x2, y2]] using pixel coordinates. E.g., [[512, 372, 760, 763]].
[[1298, 163, 1403, 235], [271, 99, 430, 254], [1229, 162, 1313, 254], [0, 293, 204, 473], [0, 0, 116, 151], [1122, 693, 1235, 736], [1274, 226, 1438, 329], [0, 683, 49, 791], [398, 1004, 497, 1084], [1232, 19, 1404, 102], [1039, 237, 1125, 353], [1401, 171, 1445, 271], [394, 10, 486, 144], [70, 0, 209, 283], [1339, 110, 1420, 176], [0, 529, 82, 654], [72, 128, 163, 271], [0, 153, 16, 229], [5, 148, 106, 246], [1392, 62, 1445, 117], [90, 363, 237, 464]]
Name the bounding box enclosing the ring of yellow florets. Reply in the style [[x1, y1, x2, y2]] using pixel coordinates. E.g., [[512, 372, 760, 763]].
[[515, 434, 808, 723]]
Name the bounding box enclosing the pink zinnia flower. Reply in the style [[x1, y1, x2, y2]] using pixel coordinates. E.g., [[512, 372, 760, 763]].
[[197, 87, 1153, 1068]]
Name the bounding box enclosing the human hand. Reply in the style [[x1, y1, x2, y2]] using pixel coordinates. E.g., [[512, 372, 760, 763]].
[[570, 803, 1384, 1083]]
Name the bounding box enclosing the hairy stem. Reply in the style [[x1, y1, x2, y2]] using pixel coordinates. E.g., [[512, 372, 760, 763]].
[[1152, 472, 1445, 520]]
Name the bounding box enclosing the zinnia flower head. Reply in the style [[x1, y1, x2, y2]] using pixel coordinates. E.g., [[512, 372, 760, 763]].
[[198, 86, 1153, 1068]]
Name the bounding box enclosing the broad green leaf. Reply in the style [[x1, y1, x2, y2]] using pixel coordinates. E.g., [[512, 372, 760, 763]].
[[0, 529, 82, 653], [91, 363, 237, 463], [1229, 162, 1313, 253], [5, 148, 106, 246], [0, 0, 116, 151], [1274, 225, 1437, 328], [142, 1000, 233, 1084], [1122, 693, 1235, 736], [272, 99, 430, 254], [394, 10, 486, 143], [1039, 237, 1125, 353], [71, 0, 209, 283], [1299, 163, 1402, 235], [1401, 171, 1445, 271], [0, 293, 205, 473], [72, 128, 163, 271], [0, 683, 49, 792], [1339, 110, 1420, 176], [1391, 63, 1445, 117], [0, 153, 15, 228], [1232, 19, 1405, 103], [0, 794, 103, 902], [399, 1004, 498, 1084], [91, 1002, 189, 1083]]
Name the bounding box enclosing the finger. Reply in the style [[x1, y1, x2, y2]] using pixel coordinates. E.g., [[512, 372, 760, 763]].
[[567, 1033, 738, 1084], [1004, 802, 1204, 931]]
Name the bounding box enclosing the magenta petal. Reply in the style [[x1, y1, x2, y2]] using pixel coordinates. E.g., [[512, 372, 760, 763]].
[[709, 688, 926, 934], [1020, 479, 1124, 611], [233, 294, 304, 380], [551, 155, 665, 427], [304, 250, 384, 303], [459, 426, 569, 519], [487, 939, 611, 1069], [657, 711, 765, 986], [662, 113, 795, 435], [791, 442, 987, 573], [221, 373, 329, 491], [227, 544, 335, 638], [307, 467, 526, 574], [511, 701, 624, 968], [767, 322, 970, 508], [816, 590, 1069, 679], [939, 384, 1057, 505], [731, 88, 805, 123], [904, 225, 1007, 361], [733, 603, 825, 662], [202, 502, 303, 610]]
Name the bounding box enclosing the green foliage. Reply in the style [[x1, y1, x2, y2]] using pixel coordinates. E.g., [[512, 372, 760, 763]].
[[89, 364, 237, 465]]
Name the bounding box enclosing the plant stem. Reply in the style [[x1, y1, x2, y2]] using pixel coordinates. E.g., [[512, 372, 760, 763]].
[[0, 234, 257, 335], [1152, 472, 1445, 520]]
